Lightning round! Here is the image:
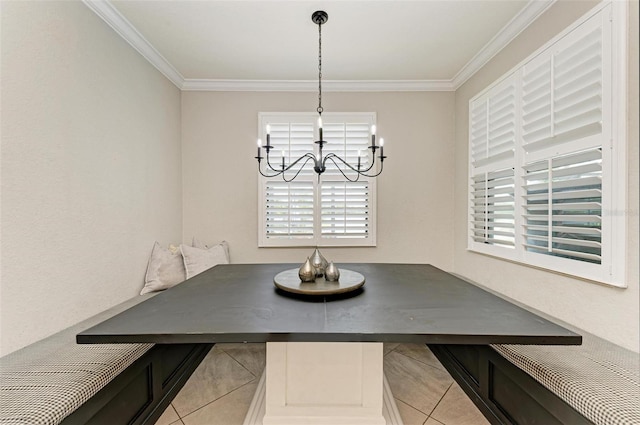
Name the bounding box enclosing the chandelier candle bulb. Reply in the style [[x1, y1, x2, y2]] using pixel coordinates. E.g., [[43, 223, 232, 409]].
[[371, 125, 376, 148], [266, 124, 271, 146]]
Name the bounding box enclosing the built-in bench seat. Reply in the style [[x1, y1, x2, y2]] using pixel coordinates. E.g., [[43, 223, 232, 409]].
[[0, 295, 211, 425], [492, 332, 639, 425], [429, 275, 640, 425], [431, 317, 639, 425]]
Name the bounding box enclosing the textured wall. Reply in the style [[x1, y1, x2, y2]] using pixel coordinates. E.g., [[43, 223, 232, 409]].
[[0, 1, 182, 355], [453, 0, 639, 351], [181, 91, 455, 268]]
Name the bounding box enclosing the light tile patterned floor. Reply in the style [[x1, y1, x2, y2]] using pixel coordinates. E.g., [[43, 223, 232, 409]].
[[155, 343, 489, 425]]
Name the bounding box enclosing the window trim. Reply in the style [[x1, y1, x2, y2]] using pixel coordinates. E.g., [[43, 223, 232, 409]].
[[258, 112, 378, 248], [467, 1, 628, 288]]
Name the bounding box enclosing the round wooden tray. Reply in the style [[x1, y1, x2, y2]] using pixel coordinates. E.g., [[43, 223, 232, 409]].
[[273, 268, 365, 296]]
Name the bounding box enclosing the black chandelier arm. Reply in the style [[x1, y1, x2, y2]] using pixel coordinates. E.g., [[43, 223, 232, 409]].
[[259, 153, 317, 180], [281, 156, 315, 182], [363, 159, 385, 178], [325, 156, 362, 182], [323, 152, 375, 174], [264, 149, 283, 173], [258, 169, 280, 178], [264, 152, 316, 174], [325, 153, 385, 179], [257, 162, 285, 178]]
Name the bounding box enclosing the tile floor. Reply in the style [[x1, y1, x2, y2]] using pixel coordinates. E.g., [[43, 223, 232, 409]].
[[155, 343, 489, 425]]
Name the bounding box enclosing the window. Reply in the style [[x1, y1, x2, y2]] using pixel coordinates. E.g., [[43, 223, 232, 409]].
[[258, 112, 377, 247], [468, 1, 627, 286]]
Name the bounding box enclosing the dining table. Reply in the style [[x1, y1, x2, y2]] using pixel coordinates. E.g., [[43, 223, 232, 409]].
[[77, 263, 581, 425]]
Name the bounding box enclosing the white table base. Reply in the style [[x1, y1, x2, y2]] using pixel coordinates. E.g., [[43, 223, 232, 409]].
[[243, 342, 403, 425]]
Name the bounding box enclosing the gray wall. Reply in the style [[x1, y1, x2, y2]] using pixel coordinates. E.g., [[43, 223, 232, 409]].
[[0, 1, 183, 355], [181, 91, 455, 267]]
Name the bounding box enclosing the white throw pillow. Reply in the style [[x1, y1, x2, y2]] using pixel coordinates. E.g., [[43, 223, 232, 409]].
[[192, 237, 208, 249], [192, 237, 230, 262], [140, 242, 186, 295], [181, 241, 229, 279]]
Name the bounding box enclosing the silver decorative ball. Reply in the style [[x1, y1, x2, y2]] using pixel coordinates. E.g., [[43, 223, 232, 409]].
[[310, 248, 328, 276], [298, 257, 316, 282], [324, 261, 340, 282]]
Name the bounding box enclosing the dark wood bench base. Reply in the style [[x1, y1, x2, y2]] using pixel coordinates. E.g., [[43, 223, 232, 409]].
[[429, 344, 593, 425], [61, 343, 213, 425]]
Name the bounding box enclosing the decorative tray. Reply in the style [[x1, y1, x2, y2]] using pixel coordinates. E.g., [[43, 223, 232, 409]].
[[273, 268, 365, 296]]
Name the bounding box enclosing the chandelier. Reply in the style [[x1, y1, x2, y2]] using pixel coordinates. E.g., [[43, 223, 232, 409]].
[[255, 10, 386, 182]]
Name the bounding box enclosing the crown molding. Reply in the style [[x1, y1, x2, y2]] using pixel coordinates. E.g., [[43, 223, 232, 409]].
[[85, 0, 552, 93], [82, 0, 184, 88], [451, 0, 556, 89], [181, 79, 455, 92]]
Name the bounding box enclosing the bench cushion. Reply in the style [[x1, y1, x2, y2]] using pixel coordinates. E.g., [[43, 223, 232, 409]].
[[492, 332, 640, 425], [0, 295, 155, 425]]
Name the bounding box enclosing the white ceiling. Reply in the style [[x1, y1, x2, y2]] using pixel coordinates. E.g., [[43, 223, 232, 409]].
[[109, 0, 531, 84]]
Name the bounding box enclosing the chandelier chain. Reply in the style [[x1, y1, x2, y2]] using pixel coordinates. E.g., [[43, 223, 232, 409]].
[[317, 21, 323, 115]]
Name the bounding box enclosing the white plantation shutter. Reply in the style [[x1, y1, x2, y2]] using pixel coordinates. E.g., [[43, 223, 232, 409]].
[[268, 123, 315, 175], [553, 22, 602, 145], [323, 123, 371, 175], [522, 13, 604, 156], [470, 99, 488, 164], [470, 75, 517, 250], [265, 180, 314, 239], [263, 122, 315, 241], [471, 169, 515, 247], [523, 149, 602, 263], [470, 77, 517, 170], [522, 55, 553, 151], [321, 181, 370, 238], [320, 122, 373, 240], [519, 9, 606, 265], [259, 113, 376, 247], [468, 2, 625, 286], [487, 81, 517, 165]]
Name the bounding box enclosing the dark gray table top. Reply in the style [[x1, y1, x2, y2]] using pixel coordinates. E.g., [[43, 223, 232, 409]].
[[77, 264, 581, 345]]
